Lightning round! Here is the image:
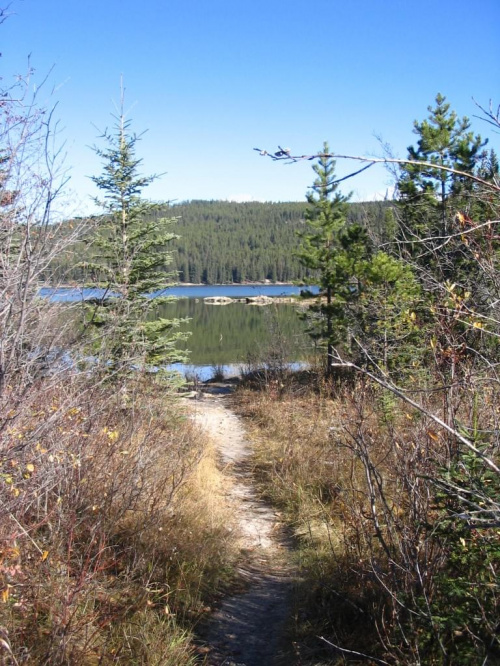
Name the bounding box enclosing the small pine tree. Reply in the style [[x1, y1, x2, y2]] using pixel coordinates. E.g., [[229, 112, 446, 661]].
[[86, 93, 187, 373], [297, 142, 371, 375], [398, 93, 486, 247]]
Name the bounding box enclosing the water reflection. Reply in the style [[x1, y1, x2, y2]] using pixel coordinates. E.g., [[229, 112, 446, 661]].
[[40, 285, 314, 373], [157, 299, 310, 366]]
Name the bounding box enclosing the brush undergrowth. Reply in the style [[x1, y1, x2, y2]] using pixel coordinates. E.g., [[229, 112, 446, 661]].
[[0, 374, 236, 665], [235, 376, 500, 665]]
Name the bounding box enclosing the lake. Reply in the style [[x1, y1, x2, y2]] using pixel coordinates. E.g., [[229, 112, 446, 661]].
[[42, 285, 317, 380], [40, 284, 312, 302]]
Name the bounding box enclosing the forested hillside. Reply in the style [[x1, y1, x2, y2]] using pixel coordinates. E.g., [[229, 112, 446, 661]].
[[168, 200, 309, 283], [165, 199, 391, 283], [53, 199, 392, 284]]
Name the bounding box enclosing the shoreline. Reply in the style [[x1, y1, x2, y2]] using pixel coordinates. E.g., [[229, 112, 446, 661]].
[[42, 281, 306, 289]]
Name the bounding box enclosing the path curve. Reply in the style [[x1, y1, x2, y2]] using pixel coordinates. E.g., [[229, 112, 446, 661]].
[[188, 390, 294, 666]]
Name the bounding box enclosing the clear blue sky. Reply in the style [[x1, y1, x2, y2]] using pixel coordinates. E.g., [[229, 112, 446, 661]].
[[3, 0, 500, 212]]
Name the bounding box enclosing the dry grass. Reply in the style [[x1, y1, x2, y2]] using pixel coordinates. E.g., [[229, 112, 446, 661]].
[[0, 374, 236, 665], [233, 377, 495, 664], [152, 437, 237, 618]]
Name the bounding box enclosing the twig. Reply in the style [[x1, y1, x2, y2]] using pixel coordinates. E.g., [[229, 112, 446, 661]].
[[318, 635, 390, 665], [8, 513, 44, 555], [0, 636, 20, 666]]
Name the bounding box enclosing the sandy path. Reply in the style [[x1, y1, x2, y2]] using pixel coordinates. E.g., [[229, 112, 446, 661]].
[[188, 391, 294, 666]]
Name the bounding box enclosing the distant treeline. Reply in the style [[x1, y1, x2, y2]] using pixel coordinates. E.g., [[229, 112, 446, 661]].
[[51, 199, 394, 285]]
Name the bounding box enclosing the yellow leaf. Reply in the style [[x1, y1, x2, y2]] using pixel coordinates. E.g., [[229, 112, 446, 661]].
[[26, 463, 35, 473], [41, 550, 49, 561], [427, 429, 439, 442], [473, 321, 483, 329], [1, 587, 10, 603]]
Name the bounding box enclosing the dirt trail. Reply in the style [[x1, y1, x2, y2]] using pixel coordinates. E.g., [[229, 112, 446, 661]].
[[188, 389, 295, 666]]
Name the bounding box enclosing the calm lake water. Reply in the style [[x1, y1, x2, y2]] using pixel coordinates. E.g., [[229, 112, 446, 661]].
[[40, 284, 311, 302], [42, 285, 316, 379]]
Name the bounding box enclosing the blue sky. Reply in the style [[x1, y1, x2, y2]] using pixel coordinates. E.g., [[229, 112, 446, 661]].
[[3, 0, 500, 212]]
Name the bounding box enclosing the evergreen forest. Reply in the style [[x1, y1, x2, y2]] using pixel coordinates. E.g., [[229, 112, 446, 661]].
[[166, 199, 392, 284], [51, 199, 392, 285]]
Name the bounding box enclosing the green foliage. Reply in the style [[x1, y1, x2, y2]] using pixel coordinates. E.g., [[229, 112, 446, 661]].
[[168, 200, 313, 284], [360, 251, 425, 378], [392, 98, 500, 663], [398, 93, 486, 235], [86, 103, 187, 370], [297, 142, 372, 373], [397, 93, 489, 287], [298, 143, 424, 378], [164, 198, 393, 285], [49, 199, 395, 285], [413, 444, 500, 664]]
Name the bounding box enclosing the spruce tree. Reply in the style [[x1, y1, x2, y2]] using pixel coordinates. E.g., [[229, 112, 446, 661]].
[[297, 142, 371, 374], [86, 98, 187, 373]]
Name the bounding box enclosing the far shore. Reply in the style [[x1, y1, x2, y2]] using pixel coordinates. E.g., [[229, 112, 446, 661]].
[[42, 281, 307, 289]]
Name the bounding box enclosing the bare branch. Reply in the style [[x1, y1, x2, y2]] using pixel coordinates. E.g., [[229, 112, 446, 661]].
[[473, 98, 500, 133], [254, 148, 500, 192]]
